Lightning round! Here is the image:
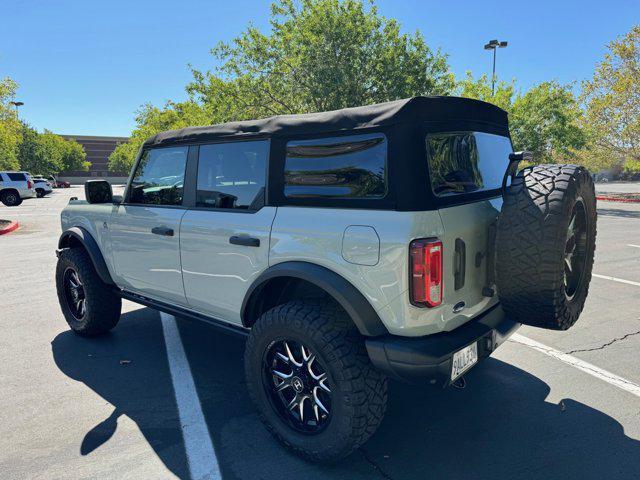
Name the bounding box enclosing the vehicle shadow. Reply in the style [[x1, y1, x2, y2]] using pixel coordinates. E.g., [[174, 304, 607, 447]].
[[597, 207, 640, 219], [51, 308, 640, 480]]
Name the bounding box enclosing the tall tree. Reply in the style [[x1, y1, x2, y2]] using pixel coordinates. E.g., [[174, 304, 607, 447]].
[[18, 127, 90, 176], [459, 73, 586, 163], [581, 25, 640, 172], [0, 77, 22, 170], [111, 0, 454, 172]]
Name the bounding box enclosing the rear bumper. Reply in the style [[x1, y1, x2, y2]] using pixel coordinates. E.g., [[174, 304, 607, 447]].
[[365, 304, 520, 385]]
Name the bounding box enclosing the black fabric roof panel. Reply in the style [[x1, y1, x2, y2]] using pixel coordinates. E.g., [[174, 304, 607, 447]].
[[142, 96, 508, 147]]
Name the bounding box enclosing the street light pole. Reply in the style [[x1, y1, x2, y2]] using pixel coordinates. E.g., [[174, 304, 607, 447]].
[[10, 101, 24, 119], [484, 39, 508, 96]]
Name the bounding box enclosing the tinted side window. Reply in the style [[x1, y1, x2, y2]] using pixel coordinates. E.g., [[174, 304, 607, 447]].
[[196, 140, 268, 210], [427, 132, 512, 196], [284, 134, 387, 199], [128, 147, 188, 206], [7, 173, 26, 181]]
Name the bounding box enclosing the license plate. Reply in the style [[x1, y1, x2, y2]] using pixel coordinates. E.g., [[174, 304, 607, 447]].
[[451, 342, 478, 381]]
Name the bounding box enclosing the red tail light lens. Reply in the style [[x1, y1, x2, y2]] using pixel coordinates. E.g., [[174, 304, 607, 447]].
[[27, 180, 33, 189], [409, 239, 443, 307]]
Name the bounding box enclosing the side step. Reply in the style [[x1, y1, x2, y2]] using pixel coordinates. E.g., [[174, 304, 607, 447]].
[[119, 290, 249, 337]]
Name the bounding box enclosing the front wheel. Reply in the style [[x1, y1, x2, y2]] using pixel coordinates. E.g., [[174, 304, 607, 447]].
[[56, 248, 122, 336], [1, 191, 22, 206], [244, 300, 388, 462]]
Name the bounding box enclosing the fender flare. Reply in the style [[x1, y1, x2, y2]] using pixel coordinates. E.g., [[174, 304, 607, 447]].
[[57, 226, 115, 285], [241, 261, 388, 337]]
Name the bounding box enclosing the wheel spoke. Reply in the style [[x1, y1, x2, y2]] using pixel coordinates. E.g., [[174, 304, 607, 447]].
[[78, 299, 85, 317], [272, 369, 292, 380], [276, 351, 289, 363], [287, 396, 298, 410], [564, 257, 573, 274], [298, 395, 308, 423], [318, 377, 331, 393], [565, 233, 576, 254], [276, 380, 291, 392], [284, 342, 303, 367], [313, 388, 329, 414]]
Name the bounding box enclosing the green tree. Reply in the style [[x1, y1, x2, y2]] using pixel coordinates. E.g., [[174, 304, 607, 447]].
[[110, 0, 454, 172], [0, 77, 22, 170], [510, 81, 586, 163], [581, 25, 640, 172], [18, 127, 89, 176], [459, 73, 586, 164], [456, 71, 515, 111]]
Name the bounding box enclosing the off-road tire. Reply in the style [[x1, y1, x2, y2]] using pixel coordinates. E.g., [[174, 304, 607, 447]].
[[496, 164, 597, 330], [56, 248, 121, 336], [245, 300, 388, 462], [1, 190, 22, 206]]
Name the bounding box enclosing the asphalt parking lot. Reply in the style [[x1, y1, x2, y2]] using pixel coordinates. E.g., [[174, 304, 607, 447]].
[[1, 186, 639, 480]]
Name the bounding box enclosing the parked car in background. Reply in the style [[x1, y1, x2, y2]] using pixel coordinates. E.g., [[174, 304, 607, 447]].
[[0, 171, 36, 206], [49, 175, 70, 188], [32, 177, 53, 197]]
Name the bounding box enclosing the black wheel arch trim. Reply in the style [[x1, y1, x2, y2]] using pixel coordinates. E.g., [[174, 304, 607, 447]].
[[57, 227, 115, 285], [241, 261, 389, 337]]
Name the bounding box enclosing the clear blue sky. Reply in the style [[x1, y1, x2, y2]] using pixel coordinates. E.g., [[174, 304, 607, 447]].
[[3, 0, 638, 137]]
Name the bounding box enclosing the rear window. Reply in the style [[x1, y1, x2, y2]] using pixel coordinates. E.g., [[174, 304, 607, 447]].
[[426, 132, 512, 196], [284, 133, 387, 199], [7, 173, 26, 181]]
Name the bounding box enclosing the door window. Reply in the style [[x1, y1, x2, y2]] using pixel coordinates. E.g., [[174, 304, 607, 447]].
[[426, 132, 512, 196], [196, 140, 269, 210], [7, 173, 26, 181], [128, 146, 188, 206], [284, 133, 387, 198]]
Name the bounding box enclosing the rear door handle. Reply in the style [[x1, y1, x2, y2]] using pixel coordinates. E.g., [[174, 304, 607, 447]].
[[151, 226, 174, 237], [229, 235, 260, 247]]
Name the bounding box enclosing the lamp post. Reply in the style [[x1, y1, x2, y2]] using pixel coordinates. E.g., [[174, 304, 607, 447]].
[[483, 39, 508, 96], [10, 101, 24, 119]]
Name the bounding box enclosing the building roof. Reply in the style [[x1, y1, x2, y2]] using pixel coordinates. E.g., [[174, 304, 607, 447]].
[[142, 96, 508, 148]]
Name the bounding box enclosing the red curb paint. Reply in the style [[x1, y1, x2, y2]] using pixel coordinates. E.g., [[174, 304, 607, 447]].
[[0, 220, 19, 235], [596, 196, 640, 204]]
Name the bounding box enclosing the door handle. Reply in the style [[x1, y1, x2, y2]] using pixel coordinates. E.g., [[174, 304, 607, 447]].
[[229, 235, 260, 247], [151, 226, 174, 237]]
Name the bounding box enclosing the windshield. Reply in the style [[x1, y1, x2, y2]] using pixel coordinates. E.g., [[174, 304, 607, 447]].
[[427, 131, 512, 196]]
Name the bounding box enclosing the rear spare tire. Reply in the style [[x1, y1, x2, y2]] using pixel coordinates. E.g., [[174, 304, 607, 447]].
[[496, 164, 596, 330]]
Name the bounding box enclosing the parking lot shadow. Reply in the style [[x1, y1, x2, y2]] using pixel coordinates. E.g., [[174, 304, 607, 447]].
[[52, 308, 640, 480]]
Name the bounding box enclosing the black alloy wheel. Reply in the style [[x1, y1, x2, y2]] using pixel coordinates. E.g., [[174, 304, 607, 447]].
[[63, 267, 86, 320], [263, 339, 332, 434], [564, 199, 589, 300]]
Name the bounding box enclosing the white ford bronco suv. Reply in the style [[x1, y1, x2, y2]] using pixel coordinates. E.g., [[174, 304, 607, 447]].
[[55, 97, 597, 462]]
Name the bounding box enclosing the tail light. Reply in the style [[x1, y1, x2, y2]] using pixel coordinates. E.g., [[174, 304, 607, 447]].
[[27, 180, 33, 189], [409, 239, 443, 307]]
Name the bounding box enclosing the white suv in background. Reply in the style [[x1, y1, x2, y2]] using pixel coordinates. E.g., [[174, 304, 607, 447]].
[[0, 171, 36, 206], [31, 177, 54, 197]]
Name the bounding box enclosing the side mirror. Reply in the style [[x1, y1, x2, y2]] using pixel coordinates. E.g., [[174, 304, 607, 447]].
[[85, 180, 113, 204]]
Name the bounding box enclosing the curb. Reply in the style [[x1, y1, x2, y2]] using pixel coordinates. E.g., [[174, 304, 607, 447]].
[[0, 220, 19, 235], [596, 195, 640, 204]]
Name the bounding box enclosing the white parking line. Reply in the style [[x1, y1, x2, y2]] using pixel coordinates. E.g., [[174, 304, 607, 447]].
[[592, 273, 640, 288], [628, 244, 640, 249], [510, 333, 640, 398], [160, 312, 221, 480]]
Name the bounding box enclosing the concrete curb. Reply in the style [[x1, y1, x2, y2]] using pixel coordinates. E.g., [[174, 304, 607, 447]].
[[0, 220, 19, 235], [596, 195, 640, 204]]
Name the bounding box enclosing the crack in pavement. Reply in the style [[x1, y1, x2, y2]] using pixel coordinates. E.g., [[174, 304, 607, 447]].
[[358, 448, 394, 480], [565, 329, 640, 355]]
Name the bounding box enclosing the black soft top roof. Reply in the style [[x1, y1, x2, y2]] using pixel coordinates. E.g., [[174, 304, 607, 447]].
[[143, 96, 508, 148]]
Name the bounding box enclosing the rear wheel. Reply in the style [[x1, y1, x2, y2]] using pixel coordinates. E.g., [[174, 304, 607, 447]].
[[245, 300, 387, 462], [1, 190, 22, 206], [56, 248, 122, 336], [496, 164, 597, 330], [36, 189, 44, 198]]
